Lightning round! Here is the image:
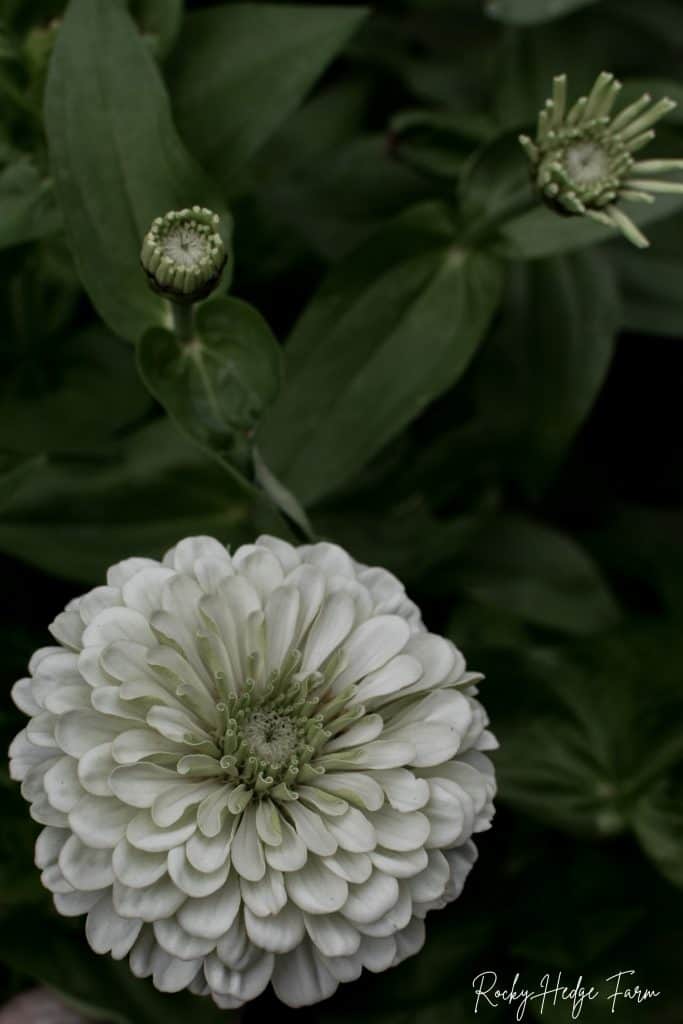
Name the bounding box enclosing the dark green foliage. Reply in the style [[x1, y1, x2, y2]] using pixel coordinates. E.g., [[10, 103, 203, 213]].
[[1, 0, 682, 1020], [44, 0, 231, 342], [138, 298, 284, 470]]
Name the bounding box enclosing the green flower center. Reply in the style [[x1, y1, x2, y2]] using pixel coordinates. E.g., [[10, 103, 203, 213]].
[[536, 127, 633, 212], [564, 141, 610, 186], [209, 651, 364, 799], [243, 710, 299, 765], [140, 206, 226, 299], [161, 223, 213, 268]]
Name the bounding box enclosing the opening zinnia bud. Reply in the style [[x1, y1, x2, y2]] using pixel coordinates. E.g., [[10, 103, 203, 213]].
[[519, 71, 683, 248]]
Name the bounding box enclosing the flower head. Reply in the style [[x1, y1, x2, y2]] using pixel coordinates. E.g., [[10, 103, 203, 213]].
[[9, 536, 496, 1009], [141, 207, 226, 302], [520, 72, 683, 247]]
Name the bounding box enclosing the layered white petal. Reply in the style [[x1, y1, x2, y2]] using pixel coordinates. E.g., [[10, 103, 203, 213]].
[[177, 875, 241, 940], [272, 940, 338, 1007], [286, 857, 349, 915], [9, 533, 495, 1010], [86, 895, 142, 959], [245, 902, 305, 953]]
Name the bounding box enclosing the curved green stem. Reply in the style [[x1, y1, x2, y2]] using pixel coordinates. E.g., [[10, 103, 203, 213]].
[[171, 301, 195, 343]]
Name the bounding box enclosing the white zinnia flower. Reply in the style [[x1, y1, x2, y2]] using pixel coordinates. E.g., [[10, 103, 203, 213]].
[[9, 536, 496, 1009]]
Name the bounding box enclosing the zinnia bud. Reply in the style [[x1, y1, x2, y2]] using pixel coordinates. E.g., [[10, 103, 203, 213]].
[[140, 207, 226, 303], [520, 71, 683, 247]]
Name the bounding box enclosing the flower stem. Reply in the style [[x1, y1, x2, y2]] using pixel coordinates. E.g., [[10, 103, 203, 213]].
[[171, 302, 195, 343]]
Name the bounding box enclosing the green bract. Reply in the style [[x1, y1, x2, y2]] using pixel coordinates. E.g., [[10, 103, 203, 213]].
[[520, 71, 683, 247]]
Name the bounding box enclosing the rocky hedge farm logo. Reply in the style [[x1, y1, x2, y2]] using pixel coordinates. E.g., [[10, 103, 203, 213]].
[[473, 970, 660, 1019]]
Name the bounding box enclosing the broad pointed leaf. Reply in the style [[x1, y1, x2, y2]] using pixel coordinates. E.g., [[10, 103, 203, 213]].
[[45, 0, 230, 343], [168, 3, 368, 192], [472, 249, 620, 493], [259, 203, 503, 507], [458, 516, 619, 635], [137, 297, 283, 466]]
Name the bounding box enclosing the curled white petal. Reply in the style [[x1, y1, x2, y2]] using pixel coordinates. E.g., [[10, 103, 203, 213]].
[[9, 534, 495, 1008]]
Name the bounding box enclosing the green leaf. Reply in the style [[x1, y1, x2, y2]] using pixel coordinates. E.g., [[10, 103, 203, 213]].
[[0, 453, 48, 512], [484, 0, 599, 26], [491, 624, 683, 838], [252, 79, 371, 184], [168, 3, 369, 193], [137, 297, 283, 467], [349, 4, 500, 109], [497, 717, 624, 835], [249, 133, 431, 265], [473, 250, 620, 493], [44, 0, 230, 343], [499, 193, 683, 260], [258, 203, 503, 507], [0, 155, 60, 249], [630, 775, 683, 888], [0, 234, 80, 346], [491, 14, 636, 132], [317, 500, 482, 585], [458, 132, 538, 242], [492, 648, 629, 835], [0, 326, 151, 454], [0, 420, 252, 583], [592, 505, 683, 616], [458, 516, 619, 635], [389, 109, 492, 182], [610, 211, 683, 337], [129, 0, 183, 59]]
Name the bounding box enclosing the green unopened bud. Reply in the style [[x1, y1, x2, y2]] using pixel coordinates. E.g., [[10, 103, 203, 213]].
[[140, 206, 226, 303], [520, 72, 683, 248]]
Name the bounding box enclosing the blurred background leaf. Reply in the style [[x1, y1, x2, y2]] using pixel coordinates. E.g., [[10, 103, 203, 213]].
[[0, 153, 59, 250], [0, 326, 151, 453], [130, 0, 184, 59], [483, 0, 600, 26], [456, 516, 619, 636], [630, 771, 683, 889], [609, 210, 683, 338], [468, 250, 621, 495], [0, 420, 252, 583], [259, 202, 503, 506], [168, 3, 369, 195]]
